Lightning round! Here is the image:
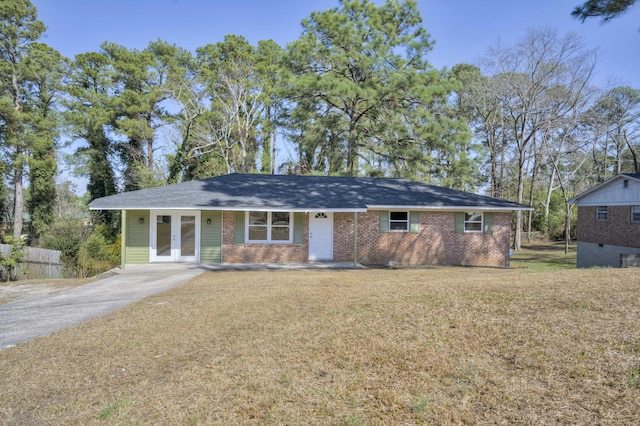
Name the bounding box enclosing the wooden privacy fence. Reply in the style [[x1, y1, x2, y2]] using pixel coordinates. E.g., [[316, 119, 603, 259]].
[[0, 245, 63, 281]]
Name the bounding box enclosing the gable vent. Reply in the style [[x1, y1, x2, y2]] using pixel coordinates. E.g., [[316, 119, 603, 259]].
[[624, 179, 629, 189]]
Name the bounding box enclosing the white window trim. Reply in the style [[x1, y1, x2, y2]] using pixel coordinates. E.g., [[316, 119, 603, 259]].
[[464, 212, 484, 233], [389, 211, 409, 232], [596, 206, 608, 221], [632, 206, 640, 223], [245, 211, 293, 244]]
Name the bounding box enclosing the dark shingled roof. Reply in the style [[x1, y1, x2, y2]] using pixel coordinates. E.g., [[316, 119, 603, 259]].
[[88, 173, 532, 211]]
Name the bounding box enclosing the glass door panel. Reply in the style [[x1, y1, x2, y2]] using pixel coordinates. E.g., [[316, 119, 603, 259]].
[[156, 215, 172, 257], [180, 215, 196, 257]]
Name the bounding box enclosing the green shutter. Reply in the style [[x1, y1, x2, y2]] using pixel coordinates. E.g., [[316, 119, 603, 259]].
[[234, 211, 245, 244], [455, 212, 465, 234], [483, 212, 494, 234], [379, 210, 389, 232], [293, 212, 304, 245], [409, 211, 420, 233]]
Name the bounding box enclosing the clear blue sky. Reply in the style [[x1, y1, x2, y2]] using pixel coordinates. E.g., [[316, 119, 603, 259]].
[[32, 0, 639, 87]]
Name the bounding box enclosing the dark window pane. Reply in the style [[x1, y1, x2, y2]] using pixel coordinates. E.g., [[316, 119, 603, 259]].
[[390, 221, 408, 231], [465, 222, 482, 232], [272, 212, 290, 225], [390, 211, 408, 221]]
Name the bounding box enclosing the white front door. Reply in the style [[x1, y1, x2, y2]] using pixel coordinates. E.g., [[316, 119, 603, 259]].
[[150, 210, 200, 262], [309, 212, 333, 261]]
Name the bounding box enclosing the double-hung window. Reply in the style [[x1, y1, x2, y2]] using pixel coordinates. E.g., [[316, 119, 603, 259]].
[[632, 206, 640, 222], [247, 211, 292, 243], [389, 211, 409, 232], [596, 206, 608, 221], [464, 212, 483, 232]]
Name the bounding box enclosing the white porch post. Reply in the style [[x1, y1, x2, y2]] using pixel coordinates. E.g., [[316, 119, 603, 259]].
[[353, 212, 358, 266], [120, 210, 126, 270]]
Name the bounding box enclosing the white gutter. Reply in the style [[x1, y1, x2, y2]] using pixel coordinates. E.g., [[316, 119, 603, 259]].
[[367, 205, 533, 211], [89, 206, 368, 213]]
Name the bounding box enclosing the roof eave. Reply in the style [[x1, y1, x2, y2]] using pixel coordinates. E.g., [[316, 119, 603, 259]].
[[366, 205, 533, 211], [89, 205, 368, 213]]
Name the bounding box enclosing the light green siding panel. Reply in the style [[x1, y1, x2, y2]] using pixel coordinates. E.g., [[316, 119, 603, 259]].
[[126, 210, 149, 264], [201, 211, 222, 263], [293, 212, 304, 245], [234, 211, 245, 244]]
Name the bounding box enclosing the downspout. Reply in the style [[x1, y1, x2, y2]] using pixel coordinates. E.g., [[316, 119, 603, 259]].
[[353, 212, 358, 266], [120, 210, 126, 270]]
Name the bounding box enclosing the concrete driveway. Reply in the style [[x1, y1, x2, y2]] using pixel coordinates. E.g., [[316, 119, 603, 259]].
[[0, 264, 206, 350]]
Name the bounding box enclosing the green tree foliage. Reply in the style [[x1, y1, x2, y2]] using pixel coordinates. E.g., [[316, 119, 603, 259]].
[[196, 35, 265, 174], [102, 40, 184, 191], [39, 217, 88, 275], [572, 0, 637, 22], [22, 42, 68, 237], [76, 223, 120, 277], [255, 39, 287, 174], [65, 52, 117, 199], [0, 0, 46, 239], [284, 0, 468, 184]]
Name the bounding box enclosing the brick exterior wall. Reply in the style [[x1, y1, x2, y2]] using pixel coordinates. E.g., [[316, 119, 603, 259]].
[[220, 210, 511, 267], [221, 211, 309, 263], [577, 206, 640, 248], [334, 211, 511, 267]]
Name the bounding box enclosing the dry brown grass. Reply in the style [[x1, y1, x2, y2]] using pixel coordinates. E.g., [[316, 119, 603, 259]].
[[1, 266, 639, 424]]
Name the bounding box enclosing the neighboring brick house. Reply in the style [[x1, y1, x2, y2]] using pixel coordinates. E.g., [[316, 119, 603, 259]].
[[89, 174, 531, 268], [569, 173, 640, 268]]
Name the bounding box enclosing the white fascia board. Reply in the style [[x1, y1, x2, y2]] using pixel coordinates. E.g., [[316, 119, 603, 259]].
[[90, 206, 367, 213], [572, 201, 640, 207], [198, 207, 367, 213], [367, 205, 533, 212]]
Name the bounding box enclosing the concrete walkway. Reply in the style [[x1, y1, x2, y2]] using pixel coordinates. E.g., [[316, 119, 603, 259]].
[[0, 262, 363, 350]]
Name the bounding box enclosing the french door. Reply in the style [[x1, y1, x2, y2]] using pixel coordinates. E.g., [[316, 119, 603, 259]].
[[150, 210, 200, 262]]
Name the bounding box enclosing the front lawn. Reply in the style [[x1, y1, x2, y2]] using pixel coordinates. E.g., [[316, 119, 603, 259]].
[[1, 260, 639, 424]]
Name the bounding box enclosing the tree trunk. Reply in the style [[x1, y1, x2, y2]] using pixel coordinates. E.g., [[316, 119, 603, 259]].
[[623, 129, 640, 173], [262, 105, 272, 174], [347, 122, 358, 175], [543, 170, 556, 236], [13, 159, 23, 240], [564, 203, 572, 255], [514, 143, 527, 250], [271, 114, 277, 175], [11, 64, 23, 240]]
